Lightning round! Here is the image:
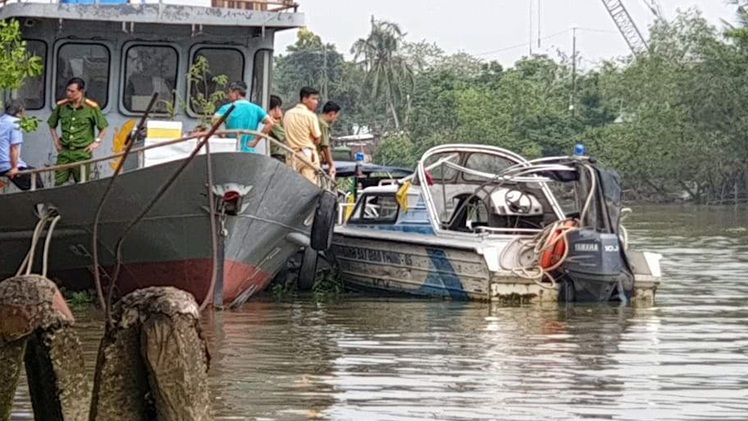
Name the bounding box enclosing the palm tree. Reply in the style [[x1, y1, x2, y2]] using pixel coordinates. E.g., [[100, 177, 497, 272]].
[[723, 1, 748, 29], [723, 1, 748, 43], [351, 17, 414, 130]]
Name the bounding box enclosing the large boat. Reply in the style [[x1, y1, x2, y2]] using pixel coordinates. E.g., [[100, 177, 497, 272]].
[[0, 0, 334, 307], [332, 144, 663, 304]]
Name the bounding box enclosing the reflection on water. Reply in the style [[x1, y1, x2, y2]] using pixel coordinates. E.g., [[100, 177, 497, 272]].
[[11, 205, 748, 420]]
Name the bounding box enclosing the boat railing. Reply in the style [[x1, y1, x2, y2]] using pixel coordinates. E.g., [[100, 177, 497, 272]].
[[0, 0, 299, 13], [1, 129, 334, 193], [337, 199, 355, 225], [474, 226, 542, 236]]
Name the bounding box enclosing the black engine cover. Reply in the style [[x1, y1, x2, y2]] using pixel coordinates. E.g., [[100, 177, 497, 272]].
[[560, 228, 633, 302]]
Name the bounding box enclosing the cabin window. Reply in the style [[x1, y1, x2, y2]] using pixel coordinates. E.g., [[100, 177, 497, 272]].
[[18, 40, 46, 110], [250, 49, 272, 107], [189, 47, 244, 115], [349, 194, 400, 224], [123, 45, 178, 113], [462, 153, 517, 181], [55, 43, 110, 108], [422, 152, 459, 182], [446, 195, 490, 232]]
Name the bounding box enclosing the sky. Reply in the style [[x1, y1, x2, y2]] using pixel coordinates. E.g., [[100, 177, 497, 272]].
[[275, 0, 741, 67]]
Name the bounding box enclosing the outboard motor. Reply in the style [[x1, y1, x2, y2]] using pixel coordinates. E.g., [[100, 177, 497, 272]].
[[558, 161, 634, 303], [560, 228, 633, 302]]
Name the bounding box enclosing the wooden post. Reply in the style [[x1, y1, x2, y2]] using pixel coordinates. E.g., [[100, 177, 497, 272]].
[[0, 275, 87, 421], [90, 287, 212, 421]]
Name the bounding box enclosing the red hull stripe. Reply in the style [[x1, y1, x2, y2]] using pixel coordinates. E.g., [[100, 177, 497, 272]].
[[105, 259, 272, 304]]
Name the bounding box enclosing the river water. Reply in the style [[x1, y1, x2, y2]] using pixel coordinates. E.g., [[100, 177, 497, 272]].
[[11, 205, 748, 420]]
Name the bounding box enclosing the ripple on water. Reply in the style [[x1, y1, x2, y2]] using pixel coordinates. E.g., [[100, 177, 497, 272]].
[[9, 205, 748, 420]]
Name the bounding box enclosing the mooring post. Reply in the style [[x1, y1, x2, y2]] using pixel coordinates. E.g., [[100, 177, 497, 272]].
[[0, 339, 25, 421], [90, 287, 212, 421], [0, 275, 88, 421]]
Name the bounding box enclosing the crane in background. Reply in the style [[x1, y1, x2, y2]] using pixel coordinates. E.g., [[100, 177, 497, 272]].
[[599, 0, 663, 55]]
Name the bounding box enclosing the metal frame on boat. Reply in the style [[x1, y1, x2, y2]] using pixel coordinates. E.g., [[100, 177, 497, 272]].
[[332, 143, 663, 304]]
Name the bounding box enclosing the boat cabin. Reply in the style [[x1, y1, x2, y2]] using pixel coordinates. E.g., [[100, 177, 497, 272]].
[[344, 145, 571, 236], [1, 0, 302, 186]]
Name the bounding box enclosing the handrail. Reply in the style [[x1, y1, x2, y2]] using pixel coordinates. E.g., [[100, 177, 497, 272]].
[[475, 226, 542, 235], [210, 0, 299, 12], [10, 129, 334, 190]]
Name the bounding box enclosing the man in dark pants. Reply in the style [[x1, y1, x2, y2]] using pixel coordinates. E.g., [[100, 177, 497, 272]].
[[48, 77, 108, 186], [0, 99, 44, 191]]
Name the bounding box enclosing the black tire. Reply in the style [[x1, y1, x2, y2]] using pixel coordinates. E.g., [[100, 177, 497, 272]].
[[297, 247, 318, 291], [310, 190, 338, 251]]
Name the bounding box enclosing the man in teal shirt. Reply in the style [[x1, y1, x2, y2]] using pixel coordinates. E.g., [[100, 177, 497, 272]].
[[213, 81, 275, 152]]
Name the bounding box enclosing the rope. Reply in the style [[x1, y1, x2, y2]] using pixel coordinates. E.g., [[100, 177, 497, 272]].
[[579, 164, 597, 224], [500, 163, 599, 290], [42, 215, 62, 278], [92, 93, 160, 314], [199, 139, 219, 312], [16, 214, 50, 276], [15, 208, 61, 279], [502, 219, 579, 289]]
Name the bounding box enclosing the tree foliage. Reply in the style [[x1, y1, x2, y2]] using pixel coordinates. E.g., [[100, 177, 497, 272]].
[[188, 55, 228, 127], [274, 10, 748, 203], [0, 19, 44, 132], [0, 19, 43, 91]]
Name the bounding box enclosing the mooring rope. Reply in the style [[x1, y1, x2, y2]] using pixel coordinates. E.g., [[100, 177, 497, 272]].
[[500, 165, 598, 289], [92, 93, 160, 315], [42, 215, 62, 278], [502, 219, 579, 289], [199, 138, 219, 312], [15, 208, 61, 279], [16, 213, 50, 276]]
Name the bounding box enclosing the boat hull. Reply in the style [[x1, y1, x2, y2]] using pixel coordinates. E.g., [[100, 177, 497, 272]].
[[332, 228, 660, 304], [0, 152, 320, 305]]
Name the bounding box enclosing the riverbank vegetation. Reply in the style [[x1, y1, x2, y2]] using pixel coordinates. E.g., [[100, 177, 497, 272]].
[[273, 8, 748, 204], [268, 256, 345, 302]]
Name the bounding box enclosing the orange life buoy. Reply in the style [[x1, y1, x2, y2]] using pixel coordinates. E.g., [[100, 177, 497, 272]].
[[540, 220, 577, 270]]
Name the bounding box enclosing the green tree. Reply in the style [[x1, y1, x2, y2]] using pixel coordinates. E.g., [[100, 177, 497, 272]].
[[0, 20, 43, 91], [351, 17, 414, 130], [0, 19, 44, 132], [374, 133, 418, 167], [274, 28, 344, 102], [188, 55, 228, 128]]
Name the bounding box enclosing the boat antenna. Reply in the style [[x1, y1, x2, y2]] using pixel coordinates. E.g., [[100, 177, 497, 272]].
[[91, 92, 159, 317]]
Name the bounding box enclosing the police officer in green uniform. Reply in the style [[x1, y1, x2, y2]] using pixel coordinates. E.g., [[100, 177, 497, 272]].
[[48, 77, 108, 186], [267, 95, 287, 162], [317, 101, 341, 178]]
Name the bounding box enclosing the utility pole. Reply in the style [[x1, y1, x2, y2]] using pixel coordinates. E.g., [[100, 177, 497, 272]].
[[322, 44, 328, 100], [537, 0, 542, 49], [528, 0, 533, 55], [571, 26, 577, 114]]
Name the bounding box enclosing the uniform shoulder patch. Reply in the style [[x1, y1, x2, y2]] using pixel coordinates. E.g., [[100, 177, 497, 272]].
[[84, 98, 99, 108], [56, 99, 70, 106]]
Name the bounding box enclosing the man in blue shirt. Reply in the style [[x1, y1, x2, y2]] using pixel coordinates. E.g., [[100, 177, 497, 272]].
[[213, 81, 275, 153], [0, 100, 44, 190]]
